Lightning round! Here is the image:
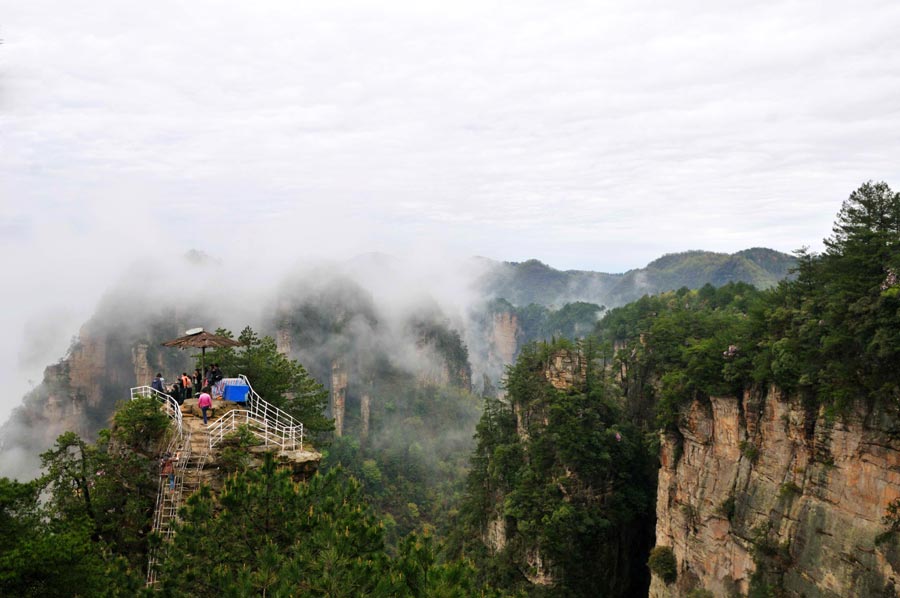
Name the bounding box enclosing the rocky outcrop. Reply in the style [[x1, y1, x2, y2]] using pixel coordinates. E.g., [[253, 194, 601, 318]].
[[543, 349, 586, 390], [67, 332, 108, 408], [484, 516, 507, 554], [490, 311, 520, 366], [275, 328, 292, 355], [650, 388, 900, 597], [132, 344, 153, 388]]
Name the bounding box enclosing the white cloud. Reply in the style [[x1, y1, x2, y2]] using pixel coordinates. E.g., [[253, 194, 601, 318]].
[[1, 0, 899, 420]]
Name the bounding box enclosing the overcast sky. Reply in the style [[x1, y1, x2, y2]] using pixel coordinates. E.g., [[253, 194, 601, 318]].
[[1, 0, 899, 420]]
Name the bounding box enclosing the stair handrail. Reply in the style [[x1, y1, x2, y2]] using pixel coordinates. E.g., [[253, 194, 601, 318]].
[[238, 374, 304, 450], [147, 430, 192, 585], [207, 408, 301, 452], [131, 385, 183, 438]]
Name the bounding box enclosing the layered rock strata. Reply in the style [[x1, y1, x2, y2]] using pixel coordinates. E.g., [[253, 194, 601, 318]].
[[650, 388, 900, 597]]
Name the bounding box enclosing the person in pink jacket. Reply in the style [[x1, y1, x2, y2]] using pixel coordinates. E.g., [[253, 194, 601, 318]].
[[198, 388, 213, 425]]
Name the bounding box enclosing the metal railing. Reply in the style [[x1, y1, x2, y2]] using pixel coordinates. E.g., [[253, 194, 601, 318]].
[[141, 373, 304, 584], [131, 385, 183, 438], [240, 374, 304, 451], [206, 407, 302, 452], [147, 431, 195, 585]]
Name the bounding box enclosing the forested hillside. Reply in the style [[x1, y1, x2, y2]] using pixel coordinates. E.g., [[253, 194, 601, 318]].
[[0, 208, 814, 596], [456, 181, 900, 597], [477, 248, 794, 308]]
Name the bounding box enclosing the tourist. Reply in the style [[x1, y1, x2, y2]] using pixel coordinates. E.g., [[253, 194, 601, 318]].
[[198, 388, 213, 425], [212, 364, 224, 385], [151, 373, 165, 393], [193, 368, 202, 395], [160, 454, 175, 491], [181, 372, 193, 399]]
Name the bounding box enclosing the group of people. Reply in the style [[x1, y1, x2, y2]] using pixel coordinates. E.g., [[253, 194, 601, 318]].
[[150, 364, 224, 426], [154, 365, 228, 488], [150, 364, 225, 405]]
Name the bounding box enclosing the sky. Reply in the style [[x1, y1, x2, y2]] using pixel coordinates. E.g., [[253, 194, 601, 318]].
[[1, 0, 900, 421]]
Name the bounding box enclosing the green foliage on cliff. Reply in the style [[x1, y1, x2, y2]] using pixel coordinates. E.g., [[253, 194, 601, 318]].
[[204, 326, 333, 436], [596, 282, 764, 429], [755, 181, 900, 409], [0, 477, 135, 597], [485, 298, 604, 344], [447, 181, 900, 597], [155, 453, 505, 598], [113, 396, 171, 454], [321, 383, 482, 543], [0, 421, 161, 596], [479, 248, 794, 308], [594, 180, 900, 426], [647, 546, 677, 584], [2, 399, 505, 596], [455, 340, 657, 597]]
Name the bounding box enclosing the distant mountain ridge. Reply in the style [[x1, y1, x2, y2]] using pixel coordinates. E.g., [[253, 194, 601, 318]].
[[1, 246, 796, 479], [477, 247, 795, 308]]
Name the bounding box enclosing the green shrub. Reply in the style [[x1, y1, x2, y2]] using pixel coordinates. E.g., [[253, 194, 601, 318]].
[[112, 396, 171, 452], [717, 495, 736, 521], [740, 440, 759, 462], [778, 481, 802, 499], [218, 424, 261, 473], [648, 545, 677, 584]]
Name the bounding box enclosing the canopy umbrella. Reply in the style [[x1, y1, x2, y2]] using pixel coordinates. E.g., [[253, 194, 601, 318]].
[[161, 329, 242, 373]]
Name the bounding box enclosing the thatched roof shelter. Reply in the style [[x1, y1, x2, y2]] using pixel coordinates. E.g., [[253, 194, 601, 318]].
[[162, 329, 241, 370]]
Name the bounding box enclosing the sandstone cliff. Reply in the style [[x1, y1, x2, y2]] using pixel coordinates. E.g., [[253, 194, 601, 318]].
[[490, 311, 520, 366], [0, 311, 198, 478], [650, 388, 900, 597]]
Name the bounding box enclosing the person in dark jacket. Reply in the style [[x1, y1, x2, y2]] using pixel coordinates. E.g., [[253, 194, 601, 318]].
[[169, 380, 184, 405], [151, 373, 165, 393]]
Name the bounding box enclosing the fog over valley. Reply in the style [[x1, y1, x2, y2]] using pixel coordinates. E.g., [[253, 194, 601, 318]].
[[3, 2, 900, 596]]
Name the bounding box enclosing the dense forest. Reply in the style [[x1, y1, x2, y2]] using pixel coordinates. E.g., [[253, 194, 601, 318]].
[[2, 182, 897, 596], [452, 181, 900, 596]]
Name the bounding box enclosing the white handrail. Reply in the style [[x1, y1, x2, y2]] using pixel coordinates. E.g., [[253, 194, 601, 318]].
[[238, 374, 304, 450], [131, 385, 183, 438], [142, 374, 307, 584], [147, 430, 194, 584], [207, 407, 301, 452]]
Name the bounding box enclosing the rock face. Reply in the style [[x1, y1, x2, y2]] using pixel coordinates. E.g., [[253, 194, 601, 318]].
[[543, 349, 586, 390], [650, 388, 900, 597], [67, 334, 108, 408], [330, 359, 348, 437], [360, 393, 370, 441], [482, 309, 521, 399], [132, 344, 153, 389], [490, 311, 520, 366], [176, 407, 322, 496], [0, 314, 196, 479], [275, 328, 292, 355]]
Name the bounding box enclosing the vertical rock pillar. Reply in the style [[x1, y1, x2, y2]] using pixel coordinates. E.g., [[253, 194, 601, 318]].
[[275, 328, 292, 355], [360, 393, 370, 441], [330, 359, 348, 437], [132, 343, 152, 386]]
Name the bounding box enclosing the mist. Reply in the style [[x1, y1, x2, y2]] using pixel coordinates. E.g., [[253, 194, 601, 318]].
[[3, 0, 896, 478]]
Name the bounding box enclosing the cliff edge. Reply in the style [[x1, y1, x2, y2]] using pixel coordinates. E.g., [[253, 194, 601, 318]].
[[650, 387, 900, 597]]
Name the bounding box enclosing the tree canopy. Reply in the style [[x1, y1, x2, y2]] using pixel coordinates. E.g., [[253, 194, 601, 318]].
[[204, 326, 333, 435]]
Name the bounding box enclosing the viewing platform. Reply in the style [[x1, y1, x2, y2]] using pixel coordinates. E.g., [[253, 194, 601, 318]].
[[131, 376, 321, 584]]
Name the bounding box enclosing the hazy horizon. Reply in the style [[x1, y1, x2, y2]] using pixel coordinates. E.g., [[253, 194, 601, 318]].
[[3, 0, 899, 425]]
